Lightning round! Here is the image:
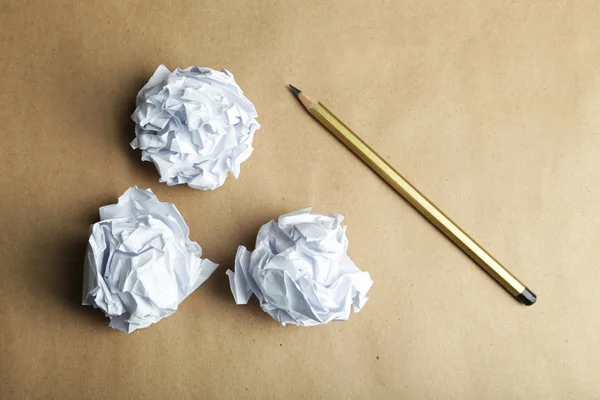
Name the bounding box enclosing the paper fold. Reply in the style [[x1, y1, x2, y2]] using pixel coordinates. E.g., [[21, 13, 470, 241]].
[[82, 187, 218, 333], [226, 208, 373, 326], [131, 65, 260, 190]]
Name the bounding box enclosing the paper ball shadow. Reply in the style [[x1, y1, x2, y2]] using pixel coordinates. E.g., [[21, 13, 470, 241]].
[[33, 205, 114, 329], [21, 208, 94, 328], [200, 221, 273, 322], [203, 259, 268, 321], [57, 237, 108, 327], [116, 74, 161, 181]]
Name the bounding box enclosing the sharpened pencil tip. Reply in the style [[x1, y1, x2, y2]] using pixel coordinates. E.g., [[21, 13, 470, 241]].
[[288, 84, 301, 96]]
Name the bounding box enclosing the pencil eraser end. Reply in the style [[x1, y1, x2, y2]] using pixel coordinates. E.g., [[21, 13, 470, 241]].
[[517, 288, 536, 306]]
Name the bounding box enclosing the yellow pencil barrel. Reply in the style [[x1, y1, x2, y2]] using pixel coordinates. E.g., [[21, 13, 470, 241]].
[[308, 101, 534, 303]]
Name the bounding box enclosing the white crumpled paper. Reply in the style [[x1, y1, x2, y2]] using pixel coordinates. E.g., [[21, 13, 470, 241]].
[[82, 187, 218, 333], [226, 208, 373, 326], [131, 65, 260, 190]]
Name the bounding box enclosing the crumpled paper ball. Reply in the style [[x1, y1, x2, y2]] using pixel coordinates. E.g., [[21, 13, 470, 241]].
[[131, 65, 260, 190], [82, 187, 218, 333], [226, 208, 373, 326]]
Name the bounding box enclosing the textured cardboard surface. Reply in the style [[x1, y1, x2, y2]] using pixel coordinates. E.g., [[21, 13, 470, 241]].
[[1, 1, 600, 398]]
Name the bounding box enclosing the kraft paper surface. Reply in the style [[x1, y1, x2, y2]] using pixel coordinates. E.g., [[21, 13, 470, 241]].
[[1, 1, 599, 398]]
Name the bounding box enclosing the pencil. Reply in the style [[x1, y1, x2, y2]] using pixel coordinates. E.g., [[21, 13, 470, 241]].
[[289, 84, 536, 305]]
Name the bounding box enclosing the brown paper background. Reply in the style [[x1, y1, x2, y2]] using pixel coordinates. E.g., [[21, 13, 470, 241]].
[[1, 0, 599, 398]]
